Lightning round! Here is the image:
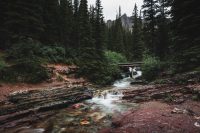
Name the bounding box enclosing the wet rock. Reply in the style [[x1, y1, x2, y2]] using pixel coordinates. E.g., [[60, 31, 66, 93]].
[[0, 86, 92, 130], [72, 103, 85, 109], [171, 108, 195, 116], [173, 98, 185, 104], [152, 71, 200, 85], [130, 80, 146, 85], [194, 116, 200, 120], [80, 119, 90, 126], [89, 112, 106, 122], [194, 122, 200, 128], [112, 118, 122, 128], [171, 108, 187, 114], [123, 84, 200, 104]]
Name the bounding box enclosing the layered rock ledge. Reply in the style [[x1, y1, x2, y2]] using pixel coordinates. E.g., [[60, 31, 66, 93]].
[[0, 86, 93, 130]]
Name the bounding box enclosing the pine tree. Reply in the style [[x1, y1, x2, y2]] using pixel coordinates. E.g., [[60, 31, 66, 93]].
[[131, 4, 144, 61], [94, 0, 105, 55], [123, 30, 132, 59], [78, 0, 99, 80], [42, 0, 60, 44], [105, 23, 115, 51], [155, 0, 171, 60], [78, 0, 92, 49], [73, 0, 79, 14], [89, 5, 96, 43], [112, 7, 125, 54], [0, 0, 8, 49], [142, 0, 158, 55], [59, 0, 73, 48], [71, 0, 80, 49], [172, 0, 200, 71], [4, 0, 44, 44]]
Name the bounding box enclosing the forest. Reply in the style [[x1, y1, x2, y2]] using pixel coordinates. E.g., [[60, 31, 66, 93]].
[[0, 0, 200, 132], [0, 0, 199, 85]]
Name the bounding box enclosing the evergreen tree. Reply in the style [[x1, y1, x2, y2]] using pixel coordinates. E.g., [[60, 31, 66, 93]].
[[0, 0, 8, 49], [155, 0, 171, 60], [123, 30, 132, 60], [172, 0, 200, 71], [73, 0, 79, 14], [94, 0, 105, 55], [42, 0, 60, 44], [112, 7, 125, 54], [78, 0, 101, 82], [4, 0, 44, 44], [105, 23, 115, 51], [89, 5, 96, 44], [59, 0, 73, 48], [142, 0, 158, 55], [131, 4, 144, 61], [78, 0, 92, 49], [71, 0, 80, 49]]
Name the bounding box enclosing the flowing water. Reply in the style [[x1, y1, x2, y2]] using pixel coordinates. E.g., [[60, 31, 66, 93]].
[[8, 68, 142, 133]]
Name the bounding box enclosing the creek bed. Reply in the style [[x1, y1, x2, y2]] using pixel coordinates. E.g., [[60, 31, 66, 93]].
[[4, 70, 142, 133]]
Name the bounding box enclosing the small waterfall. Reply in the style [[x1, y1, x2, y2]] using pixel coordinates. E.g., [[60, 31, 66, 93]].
[[88, 67, 142, 113], [113, 67, 142, 88]]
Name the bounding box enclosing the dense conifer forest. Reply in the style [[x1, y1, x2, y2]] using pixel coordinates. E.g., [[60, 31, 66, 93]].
[[0, 1, 200, 132], [0, 0, 199, 84]]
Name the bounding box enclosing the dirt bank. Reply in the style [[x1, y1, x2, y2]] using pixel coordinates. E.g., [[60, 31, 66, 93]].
[[0, 64, 88, 101]]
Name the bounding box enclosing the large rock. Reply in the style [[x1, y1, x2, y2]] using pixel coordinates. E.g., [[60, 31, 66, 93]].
[[0, 86, 93, 129]]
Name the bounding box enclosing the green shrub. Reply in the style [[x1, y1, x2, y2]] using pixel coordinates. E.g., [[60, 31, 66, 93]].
[[0, 61, 49, 83], [40, 45, 67, 63], [7, 38, 41, 62], [0, 58, 6, 71], [1, 38, 50, 83], [78, 49, 122, 85], [142, 55, 161, 81], [105, 51, 127, 64]]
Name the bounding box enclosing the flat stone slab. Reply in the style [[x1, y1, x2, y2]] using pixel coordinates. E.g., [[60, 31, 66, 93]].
[[0, 86, 93, 130]]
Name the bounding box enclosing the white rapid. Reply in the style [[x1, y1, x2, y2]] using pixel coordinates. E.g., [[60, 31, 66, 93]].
[[10, 67, 142, 133], [87, 67, 142, 113], [5, 68, 142, 133]]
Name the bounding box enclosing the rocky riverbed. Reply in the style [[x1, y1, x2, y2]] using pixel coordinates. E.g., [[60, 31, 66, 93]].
[[0, 86, 93, 131], [0, 71, 200, 133]]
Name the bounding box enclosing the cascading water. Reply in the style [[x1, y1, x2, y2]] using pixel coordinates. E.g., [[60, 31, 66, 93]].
[[113, 67, 142, 88], [87, 67, 142, 113], [8, 67, 142, 133]]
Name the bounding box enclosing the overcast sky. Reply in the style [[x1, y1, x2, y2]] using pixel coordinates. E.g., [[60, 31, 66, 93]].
[[88, 0, 143, 20]]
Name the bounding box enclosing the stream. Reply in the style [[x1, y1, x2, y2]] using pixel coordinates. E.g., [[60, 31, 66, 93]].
[[8, 68, 142, 133]]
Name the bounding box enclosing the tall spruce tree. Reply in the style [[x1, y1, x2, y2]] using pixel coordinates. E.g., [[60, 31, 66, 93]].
[[78, 0, 92, 49], [4, 0, 44, 44], [89, 5, 96, 44], [59, 0, 73, 48], [112, 7, 125, 54], [94, 0, 105, 56], [131, 4, 144, 61], [78, 0, 99, 81], [172, 0, 200, 71], [71, 0, 80, 49], [42, 0, 60, 44], [155, 0, 171, 60], [142, 0, 158, 55], [105, 22, 115, 51], [0, 0, 7, 49]]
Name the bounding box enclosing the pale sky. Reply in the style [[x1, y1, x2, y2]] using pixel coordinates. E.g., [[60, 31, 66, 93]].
[[88, 0, 143, 20]]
